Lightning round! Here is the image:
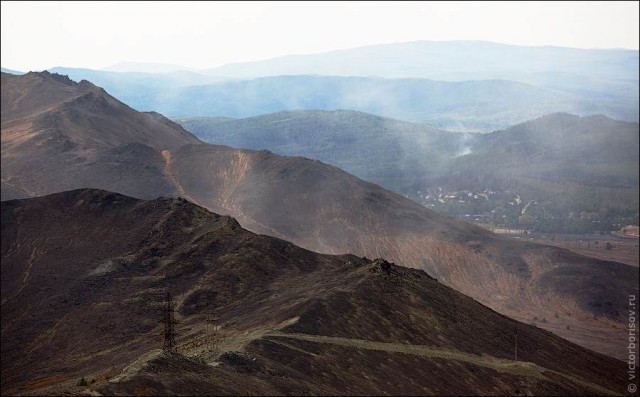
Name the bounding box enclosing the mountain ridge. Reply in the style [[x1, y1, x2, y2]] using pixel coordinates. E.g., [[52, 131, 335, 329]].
[[128, 74, 595, 131], [1, 188, 629, 395], [177, 109, 639, 233], [205, 39, 639, 82], [2, 71, 637, 362]]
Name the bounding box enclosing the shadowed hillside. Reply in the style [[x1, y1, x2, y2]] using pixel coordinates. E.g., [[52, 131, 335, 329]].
[[0, 189, 629, 395], [2, 71, 637, 361]]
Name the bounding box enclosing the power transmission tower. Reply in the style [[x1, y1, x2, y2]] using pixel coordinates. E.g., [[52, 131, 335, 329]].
[[205, 310, 219, 355], [162, 291, 178, 352]]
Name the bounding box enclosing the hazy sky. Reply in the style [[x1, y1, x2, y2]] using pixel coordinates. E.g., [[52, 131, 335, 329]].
[[2, 1, 638, 72]]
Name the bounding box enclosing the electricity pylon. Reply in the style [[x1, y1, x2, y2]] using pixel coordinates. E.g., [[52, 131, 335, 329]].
[[205, 310, 219, 355], [162, 291, 178, 352]]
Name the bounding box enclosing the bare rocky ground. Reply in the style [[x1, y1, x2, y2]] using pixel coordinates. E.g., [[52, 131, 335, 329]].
[[2, 71, 638, 363], [1, 190, 630, 395]]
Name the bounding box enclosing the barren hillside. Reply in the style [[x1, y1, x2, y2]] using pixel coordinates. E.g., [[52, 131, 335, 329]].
[[0, 189, 628, 395], [2, 71, 637, 360]]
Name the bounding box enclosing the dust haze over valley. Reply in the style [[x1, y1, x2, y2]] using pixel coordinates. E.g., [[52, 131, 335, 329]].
[[1, 2, 639, 396]]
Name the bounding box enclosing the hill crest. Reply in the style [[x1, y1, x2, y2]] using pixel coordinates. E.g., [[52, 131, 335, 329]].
[[1, 189, 629, 395]]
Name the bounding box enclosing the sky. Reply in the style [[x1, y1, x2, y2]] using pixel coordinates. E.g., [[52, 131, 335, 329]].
[[1, 1, 639, 72]]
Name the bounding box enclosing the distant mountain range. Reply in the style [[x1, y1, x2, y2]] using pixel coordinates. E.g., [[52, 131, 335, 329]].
[[204, 40, 639, 82], [1, 189, 627, 395], [130, 74, 627, 131], [0, 67, 24, 75], [36, 71, 638, 132], [2, 71, 637, 364], [1, 40, 633, 131]]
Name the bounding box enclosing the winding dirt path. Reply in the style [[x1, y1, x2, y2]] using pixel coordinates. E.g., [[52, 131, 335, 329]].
[[263, 331, 618, 396], [1, 244, 43, 306], [176, 316, 619, 396]]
